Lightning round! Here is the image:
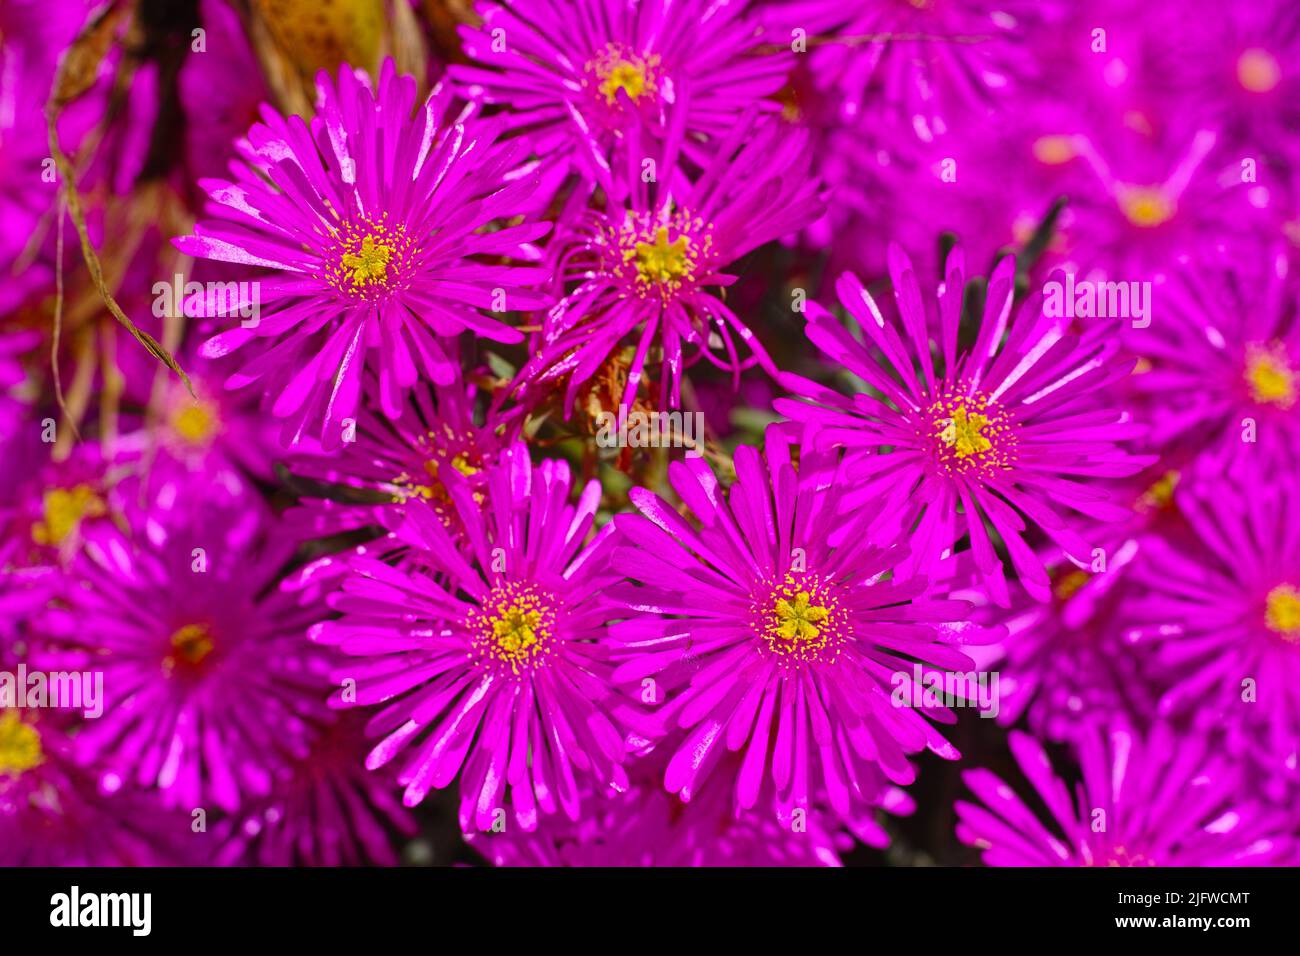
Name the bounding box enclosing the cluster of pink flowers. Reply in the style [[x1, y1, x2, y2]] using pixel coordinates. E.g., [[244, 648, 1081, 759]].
[[2, 0, 1298, 867]]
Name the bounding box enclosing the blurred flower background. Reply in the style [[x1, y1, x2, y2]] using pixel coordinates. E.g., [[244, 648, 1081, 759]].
[[1, 0, 1297, 867]]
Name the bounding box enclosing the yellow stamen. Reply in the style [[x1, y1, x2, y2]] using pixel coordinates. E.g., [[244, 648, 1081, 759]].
[[1053, 569, 1090, 602], [601, 62, 647, 103], [474, 585, 556, 674], [1118, 186, 1176, 228], [1245, 343, 1296, 408], [493, 605, 542, 656], [1033, 135, 1077, 166], [1102, 845, 1155, 867], [342, 234, 394, 288], [592, 46, 659, 106], [449, 453, 480, 477], [1265, 585, 1300, 641], [170, 400, 219, 444], [1237, 48, 1281, 93], [774, 590, 831, 642], [169, 624, 215, 667], [634, 227, 693, 285], [939, 405, 994, 459], [759, 573, 845, 663], [0, 711, 43, 776], [1136, 470, 1180, 513], [32, 484, 105, 547]]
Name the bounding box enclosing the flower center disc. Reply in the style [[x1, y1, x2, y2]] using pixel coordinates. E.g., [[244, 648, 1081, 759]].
[[926, 393, 1015, 476], [166, 623, 216, 672], [0, 711, 43, 777], [609, 210, 713, 301], [1265, 584, 1300, 643], [1118, 186, 1176, 228], [1245, 342, 1297, 408], [471, 583, 559, 675], [590, 45, 659, 106], [170, 399, 220, 445], [324, 215, 415, 301], [1237, 48, 1281, 93], [32, 484, 105, 548], [755, 572, 847, 664]]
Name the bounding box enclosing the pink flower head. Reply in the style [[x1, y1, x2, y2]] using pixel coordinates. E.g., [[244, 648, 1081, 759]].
[[957, 722, 1295, 866], [466, 749, 880, 866], [777, 245, 1153, 605], [35, 485, 331, 813], [1053, 124, 1268, 278], [967, 546, 1157, 743], [312, 442, 640, 831], [515, 110, 822, 415], [764, 0, 1055, 140], [452, 0, 790, 195], [1126, 247, 1300, 474], [1125, 458, 1300, 788], [1, 708, 195, 866], [176, 60, 551, 448], [213, 712, 417, 866], [607, 426, 995, 816]]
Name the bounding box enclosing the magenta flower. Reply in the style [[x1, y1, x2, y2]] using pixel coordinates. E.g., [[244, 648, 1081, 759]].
[[35, 485, 330, 813], [1126, 248, 1300, 474], [452, 0, 790, 192], [1124, 459, 1300, 788], [1053, 124, 1269, 277], [606, 427, 992, 816], [214, 712, 417, 866], [312, 442, 639, 831], [957, 723, 1295, 866], [4, 444, 118, 566], [176, 59, 551, 448], [515, 112, 822, 415], [764, 0, 1053, 140], [1129, 4, 1300, 164], [776, 245, 1152, 604], [965, 546, 1157, 743], [466, 749, 886, 866], [1, 709, 195, 866]]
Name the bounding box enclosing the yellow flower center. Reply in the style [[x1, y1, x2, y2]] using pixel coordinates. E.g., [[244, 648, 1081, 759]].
[[342, 234, 395, 288], [1136, 470, 1180, 513], [634, 227, 694, 286], [472, 584, 557, 675], [1053, 569, 1090, 602], [758, 573, 845, 663], [1033, 135, 1077, 166], [1118, 186, 1176, 228], [774, 590, 831, 642], [940, 404, 994, 459], [323, 215, 415, 300], [448, 453, 480, 478], [1237, 48, 1281, 93], [168, 623, 215, 668], [592, 46, 659, 106], [0, 711, 43, 777], [1265, 585, 1300, 642], [1245, 343, 1296, 408], [170, 399, 219, 445], [32, 484, 105, 547], [493, 605, 543, 656], [928, 394, 1014, 475], [601, 62, 647, 103]]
